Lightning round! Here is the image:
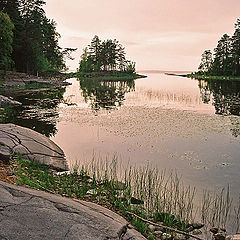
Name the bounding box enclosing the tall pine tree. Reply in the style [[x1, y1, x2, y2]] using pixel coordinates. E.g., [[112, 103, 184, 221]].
[[0, 11, 14, 71], [231, 18, 240, 76]]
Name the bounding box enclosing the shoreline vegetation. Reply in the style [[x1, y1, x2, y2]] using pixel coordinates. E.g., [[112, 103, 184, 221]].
[[69, 71, 147, 81], [187, 74, 240, 81], [188, 18, 240, 82], [0, 70, 146, 94], [1, 154, 239, 240]]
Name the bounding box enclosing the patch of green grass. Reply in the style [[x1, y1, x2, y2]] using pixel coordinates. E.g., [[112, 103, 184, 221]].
[[11, 155, 239, 239], [0, 82, 53, 91], [24, 82, 53, 89], [13, 156, 91, 198], [0, 106, 16, 124], [13, 156, 169, 239]]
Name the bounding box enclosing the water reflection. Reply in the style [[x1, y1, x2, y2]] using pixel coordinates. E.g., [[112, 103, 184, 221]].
[[79, 79, 135, 113], [198, 80, 240, 116], [1, 88, 65, 137], [198, 79, 240, 137]]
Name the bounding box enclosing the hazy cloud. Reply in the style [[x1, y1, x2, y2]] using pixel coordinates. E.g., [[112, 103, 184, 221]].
[[45, 0, 240, 71]]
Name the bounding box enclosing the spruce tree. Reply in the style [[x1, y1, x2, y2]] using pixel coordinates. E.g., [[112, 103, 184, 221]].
[[0, 11, 14, 71], [231, 18, 240, 76], [198, 50, 213, 74], [212, 34, 232, 76]]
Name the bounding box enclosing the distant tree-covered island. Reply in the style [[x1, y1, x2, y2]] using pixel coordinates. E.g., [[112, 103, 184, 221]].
[[75, 35, 145, 80], [189, 18, 240, 81]]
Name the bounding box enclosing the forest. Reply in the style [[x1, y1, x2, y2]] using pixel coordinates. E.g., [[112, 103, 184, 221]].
[[78, 35, 136, 73], [0, 0, 74, 75], [198, 18, 240, 76]]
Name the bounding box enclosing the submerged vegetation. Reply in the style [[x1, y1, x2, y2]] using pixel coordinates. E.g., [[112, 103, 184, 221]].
[[8, 154, 240, 239]]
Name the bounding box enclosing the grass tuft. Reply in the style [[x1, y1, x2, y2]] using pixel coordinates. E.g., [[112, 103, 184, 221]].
[[11, 154, 240, 239]]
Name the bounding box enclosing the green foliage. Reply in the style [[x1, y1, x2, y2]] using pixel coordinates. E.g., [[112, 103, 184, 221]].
[[0, 106, 16, 124], [0, 0, 75, 75], [198, 18, 240, 76], [11, 155, 240, 239], [0, 11, 14, 71], [79, 35, 136, 73], [198, 50, 213, 74], [212, 34, 232, 76], [125, 61, 136, 74], [232, 18, 240, 76]]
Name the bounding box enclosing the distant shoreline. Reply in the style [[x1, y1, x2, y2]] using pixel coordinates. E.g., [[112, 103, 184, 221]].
[[139, 70, 192, 74], [68, 71, 147, 80], [187, 74, 240, 81], [164, 72, 188, 77]]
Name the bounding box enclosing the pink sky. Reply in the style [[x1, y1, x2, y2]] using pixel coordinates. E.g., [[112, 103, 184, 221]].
[[44, 0, 240, 71]]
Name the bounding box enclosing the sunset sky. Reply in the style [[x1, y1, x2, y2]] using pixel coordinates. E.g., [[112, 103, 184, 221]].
[[44, 0, 240, 71]]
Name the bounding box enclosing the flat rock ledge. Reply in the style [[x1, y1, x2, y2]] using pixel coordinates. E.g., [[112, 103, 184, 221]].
[[1, 71, 70, 88], [0, 181, 145, 240], [0, 95, 22, 107], [0, 124, 68, 171]]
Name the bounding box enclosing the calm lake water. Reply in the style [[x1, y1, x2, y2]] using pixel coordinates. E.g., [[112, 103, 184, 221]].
[[3, 72, 240, 198]]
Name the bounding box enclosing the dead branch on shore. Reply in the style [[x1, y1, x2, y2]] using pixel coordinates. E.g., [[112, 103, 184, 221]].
[[126, 211, 204, 240]]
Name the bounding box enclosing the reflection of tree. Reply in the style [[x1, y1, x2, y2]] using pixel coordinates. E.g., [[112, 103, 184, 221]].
[[2, 88, 66, 137], [198, 80, 240, 116], [230, 117, 240, 138], [198, 81, 211, 104], [79, 79, 135, 112], [198, 79, 240, 137]]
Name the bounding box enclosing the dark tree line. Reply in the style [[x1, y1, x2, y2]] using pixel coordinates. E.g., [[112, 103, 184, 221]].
[[198, 18, 240, 76], [0, 11, 14, 70], [0, 0, 75, 74], [79, 35, 136, 73]]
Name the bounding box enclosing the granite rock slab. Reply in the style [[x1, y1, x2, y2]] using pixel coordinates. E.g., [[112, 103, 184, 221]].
[[0, 181, 146, 240], [0, 124, 68, 171]]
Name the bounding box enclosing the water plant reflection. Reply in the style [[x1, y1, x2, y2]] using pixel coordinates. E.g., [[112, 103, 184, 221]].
[[198, 79, 240, 137], [0, 88, 65, 137], [198, 80, 240, 116], [79, 79, 135, 113]]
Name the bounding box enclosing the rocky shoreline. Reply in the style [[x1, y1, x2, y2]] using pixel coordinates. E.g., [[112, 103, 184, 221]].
[[0, 71, 70, 88], [0, 123, 240, 240], [0, 95, 22, 108], [0, 124, 68, 171], [0, 180, 145, 240], [0, 71, 70, 108]]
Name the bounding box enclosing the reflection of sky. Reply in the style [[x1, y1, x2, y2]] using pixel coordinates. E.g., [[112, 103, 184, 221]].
[[126, 73, 215, 113], [52, 74, 240, 228], [60, 78, 88, 108], [62, 74, 215, 114]]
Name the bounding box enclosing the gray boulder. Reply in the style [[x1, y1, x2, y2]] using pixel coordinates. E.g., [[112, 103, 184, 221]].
[[0, 124, 68, 171]]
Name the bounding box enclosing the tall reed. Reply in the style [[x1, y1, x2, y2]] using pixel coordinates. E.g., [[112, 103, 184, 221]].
[[78, 155, 238, 232]]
